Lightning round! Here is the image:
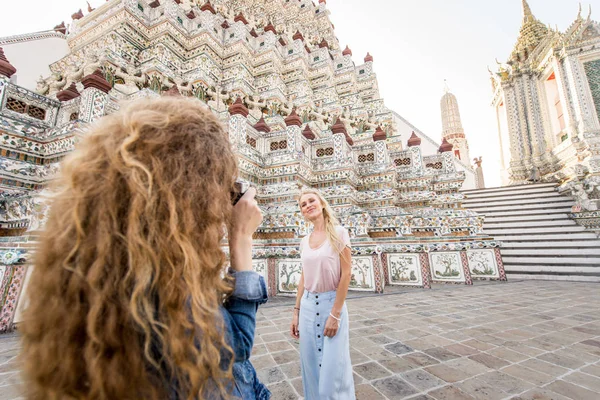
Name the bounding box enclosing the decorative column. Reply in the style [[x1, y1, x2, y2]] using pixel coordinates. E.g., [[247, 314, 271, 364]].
[[372, 254, 385, 293], [564, 55, 600, 137], [418, 253, 432, 289], [284, 108, 303, 157], [494, 248, 508, 281], [79, 69, 111, 123], [373, 126, 389, 164], [227, 97, 249, 151], [459, 251, 473, 285], [331, 117, 352, 161], [554, 53, 579, 142], [267, 258, 277, 297], [563, 55, 600, 174], [0, 48, 26, 333], [504, 80, 531, 182]]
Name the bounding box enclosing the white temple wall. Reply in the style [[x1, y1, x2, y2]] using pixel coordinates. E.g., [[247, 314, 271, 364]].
[[455, 160, 477, 190], [1, 35, 69, 91], [391, 112, 438, 155]]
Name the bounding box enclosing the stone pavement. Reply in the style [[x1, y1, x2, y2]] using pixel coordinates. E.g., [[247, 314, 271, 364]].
[[0, 281, 599, 400], [254, 281, 600, 400]]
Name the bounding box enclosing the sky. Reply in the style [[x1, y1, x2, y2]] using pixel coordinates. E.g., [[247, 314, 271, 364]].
[[0, 0, 597, 187]]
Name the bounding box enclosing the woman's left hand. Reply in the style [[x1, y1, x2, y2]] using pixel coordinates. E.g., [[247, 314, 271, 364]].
[[323, 315, 339, 338]]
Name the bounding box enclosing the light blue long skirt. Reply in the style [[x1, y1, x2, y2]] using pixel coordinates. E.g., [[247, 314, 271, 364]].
[[299, 290, 355, 400]]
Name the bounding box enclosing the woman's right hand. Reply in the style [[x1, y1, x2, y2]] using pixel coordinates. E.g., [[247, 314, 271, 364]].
[[230, 187, 262, 240], [229, 187, 262, 272], [290, 312, 300, 339]]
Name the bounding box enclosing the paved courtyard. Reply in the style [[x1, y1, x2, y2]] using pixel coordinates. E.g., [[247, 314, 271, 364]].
[[1, 280, 600, 399]]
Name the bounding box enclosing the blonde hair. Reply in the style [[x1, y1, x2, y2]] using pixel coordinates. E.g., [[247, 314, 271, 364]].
[[298, 188, 348, 257], [20, 97, 238, 400]]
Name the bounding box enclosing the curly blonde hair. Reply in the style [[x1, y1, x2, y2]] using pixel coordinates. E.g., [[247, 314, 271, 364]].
[[20, 97, 238, 399]]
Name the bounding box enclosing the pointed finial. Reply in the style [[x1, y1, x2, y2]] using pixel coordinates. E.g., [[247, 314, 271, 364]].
[[0, 47, 17, 78], [578, 2, 583, 19], [443, 79, 450, 94], [588, 5, 592, 21], [285, 108, 302, 127], [228, 96, 249, 117], [522, 0, 534, 22], [253, 116, 271, 133], [439, 138, 453, 153], [407, 131, 421, 147], [373, 126, 386, 142]]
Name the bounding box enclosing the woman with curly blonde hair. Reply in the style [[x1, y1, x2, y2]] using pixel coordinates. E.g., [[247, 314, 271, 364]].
[[19, 97, 270, 400]]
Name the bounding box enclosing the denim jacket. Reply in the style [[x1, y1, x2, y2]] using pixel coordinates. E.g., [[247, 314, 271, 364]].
[[165, 271, 271, 399], [223, 270, 271, 399]]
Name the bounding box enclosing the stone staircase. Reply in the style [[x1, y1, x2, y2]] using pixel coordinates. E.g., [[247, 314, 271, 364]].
[[461, 182, 600, 282]]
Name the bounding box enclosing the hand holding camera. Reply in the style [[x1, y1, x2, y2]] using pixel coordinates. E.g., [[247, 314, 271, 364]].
[[229, 183, 262, 272]]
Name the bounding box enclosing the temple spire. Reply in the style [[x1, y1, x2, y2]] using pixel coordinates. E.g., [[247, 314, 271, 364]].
[[522, 0, 534, 23]]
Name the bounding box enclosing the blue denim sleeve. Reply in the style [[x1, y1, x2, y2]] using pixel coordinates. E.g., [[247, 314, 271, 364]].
[[230, 270, 269, 303], [222, 271, 268, 362]]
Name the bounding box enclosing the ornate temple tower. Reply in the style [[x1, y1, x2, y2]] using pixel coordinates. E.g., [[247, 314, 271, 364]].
[[0, 0, 507, 332], [491, 1, 600, 185], [440, 82, 470, 163]]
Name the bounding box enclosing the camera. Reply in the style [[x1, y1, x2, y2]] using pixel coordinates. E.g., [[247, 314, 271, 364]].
[[231, 179, 250, 206]]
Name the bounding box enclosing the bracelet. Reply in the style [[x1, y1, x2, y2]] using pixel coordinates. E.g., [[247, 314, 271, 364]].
[[329, 313, 341, 322], [293, 307, 300, 312]]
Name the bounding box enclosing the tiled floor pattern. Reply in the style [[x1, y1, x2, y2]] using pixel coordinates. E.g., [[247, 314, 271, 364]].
[[254, 281, 600, 400], [0, 280, 599, 399]]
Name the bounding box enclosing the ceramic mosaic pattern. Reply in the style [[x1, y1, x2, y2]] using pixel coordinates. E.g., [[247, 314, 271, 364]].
[[0, 266, 5, 290], [584, 59, 600, 123], [277, 259, 302, 293], [0, 265, 26, 333], [387, 253, 422, 286], [466, 249, 500, 279], [429, 252, 465, 283], [252, 259, 269, 287], [350, 256, 375, 291]]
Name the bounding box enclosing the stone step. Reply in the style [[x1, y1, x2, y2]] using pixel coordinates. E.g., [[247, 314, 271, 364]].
[[463, 191, 563, 202], [462, 182, 557, 194], [464, 197, 573, 208], [477, 208, 573, 218], [504, 265, 600, 275], [493, 232, 598, 241], [503, 241, 600, 248], [502, 256, 600, 265], [484, 220, 577, 229], [484, 214, 571, 222], [471, 201, 574, 213], [506, 273, 600, 282], [485, 226, 586, 235], [502, 248, 600, 256], [462, 188, 555, 200]]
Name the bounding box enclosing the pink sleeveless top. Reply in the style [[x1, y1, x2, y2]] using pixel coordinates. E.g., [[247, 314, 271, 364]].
[[300, 226, 351, 293]]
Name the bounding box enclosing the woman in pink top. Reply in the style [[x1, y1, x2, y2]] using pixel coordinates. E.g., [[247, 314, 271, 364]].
[[290, 188, 355, 399]]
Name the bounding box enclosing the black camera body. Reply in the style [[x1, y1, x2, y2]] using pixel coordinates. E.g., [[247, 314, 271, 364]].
[[231, 180, 249, 206]]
